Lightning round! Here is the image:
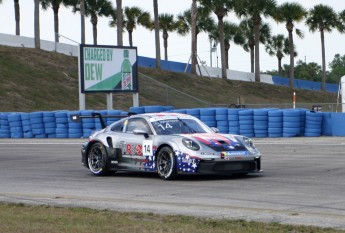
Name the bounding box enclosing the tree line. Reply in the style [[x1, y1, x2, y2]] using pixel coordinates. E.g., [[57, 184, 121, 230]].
[[1, 0, 345, 91]]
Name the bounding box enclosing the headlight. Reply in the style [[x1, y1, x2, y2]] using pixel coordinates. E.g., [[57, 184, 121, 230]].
[[243, 137, 255, 149], [182, 138, 200, 151]]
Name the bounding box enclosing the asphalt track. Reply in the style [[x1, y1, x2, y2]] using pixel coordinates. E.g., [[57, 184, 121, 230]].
[[0, 137, 345, 230]]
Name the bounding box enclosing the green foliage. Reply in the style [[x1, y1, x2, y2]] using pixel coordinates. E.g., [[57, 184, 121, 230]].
[[266, 54, 345, 84], [294, 60, 322, 82], [306, 4, 339, 33], [328, 54, 345, 83]]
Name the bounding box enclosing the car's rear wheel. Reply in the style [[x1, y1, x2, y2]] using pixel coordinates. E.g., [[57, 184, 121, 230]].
[[87, 142, 109, 176], [156, 146, 177, 180]]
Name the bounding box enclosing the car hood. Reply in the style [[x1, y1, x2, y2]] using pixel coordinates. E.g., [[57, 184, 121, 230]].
[[182, 133, 245, 152]]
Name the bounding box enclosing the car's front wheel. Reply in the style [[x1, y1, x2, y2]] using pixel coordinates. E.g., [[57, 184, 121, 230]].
[[87, 142, 109, 176], [156, 146, 177, 180]]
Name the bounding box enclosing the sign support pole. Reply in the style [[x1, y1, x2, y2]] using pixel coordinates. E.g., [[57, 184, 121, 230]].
[[133, 93, 139, 107], [78, 45, 86, 110], [107, 93, 113, 110]]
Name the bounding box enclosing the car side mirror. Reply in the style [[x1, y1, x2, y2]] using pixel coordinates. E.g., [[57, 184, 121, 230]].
[[133, 128, 149, 138]]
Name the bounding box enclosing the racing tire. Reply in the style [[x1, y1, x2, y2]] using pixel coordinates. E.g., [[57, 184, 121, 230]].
[[156, 146, 177, 180], [87, 142, 110, 176]]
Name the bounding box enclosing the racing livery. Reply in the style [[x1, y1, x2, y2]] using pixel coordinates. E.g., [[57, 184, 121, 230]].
[[77, 112, 262, 180]]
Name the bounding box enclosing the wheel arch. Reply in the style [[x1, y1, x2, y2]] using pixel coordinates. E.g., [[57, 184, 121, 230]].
[[154, 142, 178, 159]]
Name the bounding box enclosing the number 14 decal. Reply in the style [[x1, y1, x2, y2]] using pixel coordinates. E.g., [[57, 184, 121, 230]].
[[143, 140, 153, 156]]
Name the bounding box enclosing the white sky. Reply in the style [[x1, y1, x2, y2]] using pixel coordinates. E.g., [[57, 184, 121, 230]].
[[0, 0, 344, 72]]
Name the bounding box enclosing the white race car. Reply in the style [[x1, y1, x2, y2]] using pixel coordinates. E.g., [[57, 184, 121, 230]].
[[75, 112, 262, 180]]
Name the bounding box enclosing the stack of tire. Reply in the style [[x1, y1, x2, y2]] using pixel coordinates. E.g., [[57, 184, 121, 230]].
[[68, 111, 83, 138], [0, 113, 10, 138], [215, 108, 229, 133], [129, 106, 145, 114], [228, 109, 241, 135], [283, 110, 302, 137], [163, 106, 174, 112], [81, 110, 95, 138], [239, 109, 254, 137], [144, 105, 164, 113], [30, 112, 46, 138], [106, 110, 123, 126], [304, 111, 323, 137], [21, 113, 33, 138], [43, 111, 56, 138], [200, 108, 216, 128], [186, 108, 200, 119], [268, 110, 283, 137], [299, 109, 307, 136], [55, 111, 69, 138], [253, 109, 269, 138], [8, 113, 23, 138], [172, 109, 187, 114]]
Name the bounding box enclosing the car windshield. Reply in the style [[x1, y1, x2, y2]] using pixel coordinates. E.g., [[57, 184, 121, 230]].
[[151, 118, 210, 135]]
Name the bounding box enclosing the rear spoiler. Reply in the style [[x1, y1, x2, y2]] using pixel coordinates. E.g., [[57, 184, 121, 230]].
[[70, 112, 136, 129]]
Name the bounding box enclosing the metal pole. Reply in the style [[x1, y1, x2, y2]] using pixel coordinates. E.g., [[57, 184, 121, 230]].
[[78, 45, 85, 110]]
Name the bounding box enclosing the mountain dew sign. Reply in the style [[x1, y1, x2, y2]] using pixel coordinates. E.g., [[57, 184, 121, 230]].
[[80, 44, 138, 93]]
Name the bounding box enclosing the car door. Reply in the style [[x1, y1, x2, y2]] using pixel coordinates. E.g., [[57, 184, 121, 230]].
[[119, 117, 154, 171]]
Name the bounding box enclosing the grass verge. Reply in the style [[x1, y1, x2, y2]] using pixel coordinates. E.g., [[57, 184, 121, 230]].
[[0, 202, 344, 233]]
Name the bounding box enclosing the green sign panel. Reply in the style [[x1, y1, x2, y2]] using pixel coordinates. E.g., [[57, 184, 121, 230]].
[[80, 44, 138, 93]]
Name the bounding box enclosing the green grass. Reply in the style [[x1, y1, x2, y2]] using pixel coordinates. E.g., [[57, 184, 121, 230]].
[[0, 45, 338, 113], [1, 203, 344, 233]]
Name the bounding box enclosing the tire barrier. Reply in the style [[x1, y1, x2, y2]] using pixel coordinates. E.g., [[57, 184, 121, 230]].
[[304, 111, 323, 137], [186, 108, 200, 119], [268, 110, 283, 138], [215, 108, 229, 133], [253, 109, 269, 138], [239, 109, 254, 138], [228, 108, 242, 135], [8, 113, 23, 138], [43, 111, 56, 138], [55, 111, 69, 138], [0, 106, 332, 138], [200, 108, 216, 128], [283, 109, 302, 137], [30, 112, 46, 138]]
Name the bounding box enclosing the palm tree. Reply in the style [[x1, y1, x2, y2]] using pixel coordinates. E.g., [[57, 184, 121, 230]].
[[158, 13, 177, 61], [190, 0, 197, 75], [209, 21, 244, 69], [110, 6, 151, 47], [176, 3, 214, 73], [274, 2, 307, 88], [238, 19, 271, 73], [153, 0, 161, 69], [34, 0, 40, 49], [339, 10, 345, 30], [265, 34, 290, 75], [306, 4, 339, 92], [72, 0, 113, 45], [14, 0, 20, 35], [40, 0, 74, 42], [234, 0, 277, 82], [115, 0, 122, 46], [198, 0, 235, 79], [80, 0, 85, 44]]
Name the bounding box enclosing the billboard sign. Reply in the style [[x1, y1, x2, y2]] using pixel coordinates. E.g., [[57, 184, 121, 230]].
[[80, 44, 138, 93]]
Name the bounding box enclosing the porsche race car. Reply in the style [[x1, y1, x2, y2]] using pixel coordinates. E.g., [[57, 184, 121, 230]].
[[74, 112, 262, 180]]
